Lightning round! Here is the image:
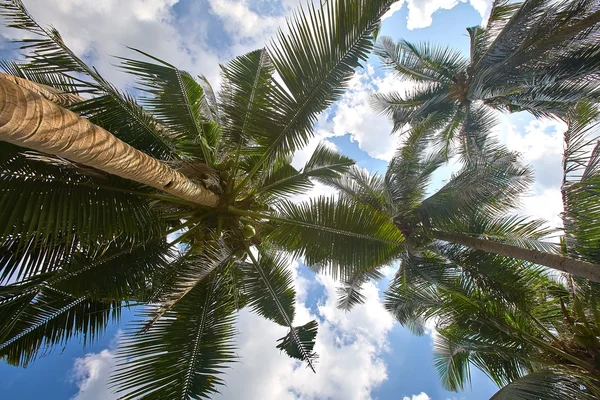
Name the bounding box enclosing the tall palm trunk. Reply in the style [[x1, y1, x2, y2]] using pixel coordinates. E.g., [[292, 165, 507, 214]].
[[0, 76, 219, 207], [433, 230, 600, 283]]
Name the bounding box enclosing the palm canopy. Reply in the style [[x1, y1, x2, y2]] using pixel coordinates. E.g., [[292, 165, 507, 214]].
[[322, 116, 551, 310], [331, 104, 600, 397], [373, 0, 600, 157], [0, 0, 403, 397]]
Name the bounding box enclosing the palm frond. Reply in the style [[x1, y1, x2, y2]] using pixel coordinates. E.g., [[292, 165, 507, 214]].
[[490, 370, 599, 400], [258, 142, 354, 199], [276, 319, 319, 369], [0, 286, 119, 367], [0, 143, 166, 282], [220, 49, 274, 149], [375, 37, 468, 82], [243, 0, 395, 179], [336, 268, 383, 311], [385, 116, 446, 213], [118, 48, 220, 163], [239, 250, 296, 326], [269, 196, 404, 280], [433, 334, 472, 391], [321, 165, 389, 212], [112, 273, 237, 399], [418, 145, 532, 227], [371, 84, 456, 132], [245, 249, 317, 371], [445, 214, 558, 254]]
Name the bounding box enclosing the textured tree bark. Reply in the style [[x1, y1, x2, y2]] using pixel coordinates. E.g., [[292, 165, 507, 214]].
[[433, 230, 600, 283], [0, 73, 84, 106], [0, 76, 219, 207]]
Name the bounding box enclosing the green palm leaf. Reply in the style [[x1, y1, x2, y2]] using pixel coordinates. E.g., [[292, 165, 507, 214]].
[[0, 143, 166, 282], [111, 273, 237, 399], [276, 320, 319, 367], [258, 142, 354, 199], [244, 249, 318, 371], [490, 370, 599, 400], [240, 0, 395, 182], [376, 37, 468, 82], [269, 196, 404, 279], [0, 286, 119, 367], [336, 268, 383, 311], [220, 49, 275, 150], [118, 49, 220, 163]]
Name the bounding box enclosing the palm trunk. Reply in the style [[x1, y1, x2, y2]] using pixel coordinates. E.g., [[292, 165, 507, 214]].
[[0, 75, 218, 207], [433, 230, 600, 283], [0, 73, 83, 106]]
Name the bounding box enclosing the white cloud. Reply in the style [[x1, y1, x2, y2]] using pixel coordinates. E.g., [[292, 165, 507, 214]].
[[303, 64, 414, 163], [495, 114, 567, 229], [382, 0, 493, 30], [70, 349, 118, 400], [216, 266, 395, 400], [2, 0, 221, 87], [403, 393, 432, 400]]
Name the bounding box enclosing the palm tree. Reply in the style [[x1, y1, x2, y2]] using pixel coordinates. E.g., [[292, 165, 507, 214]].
[[373, 0, 600, 158], [0, 0, 404, 397], [387, 264, 600, 398], [323, 112, 600, 314], [346, 103, 600, 398]]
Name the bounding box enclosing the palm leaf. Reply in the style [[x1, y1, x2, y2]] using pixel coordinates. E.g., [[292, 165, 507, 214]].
[[276, 319, 319, 368], [240, 0, 395, 182], [269, 196, 404, 280], [220, 49, 275, 149], [490, 370, 599, 400], [111, 273, 237, 399], [418, 146, 532, 227], [0, 286, 120, 367], [433, 334, 472, 391], [375, 37, 468, 82], [321, 165, 389, 212], [118, 48, 219, 163], [336, 268, 383, 311], [258, 142, 354, 199], [245, 249, 318, 371], [239, 250, 296, 327], [0, 143, 166, 282]]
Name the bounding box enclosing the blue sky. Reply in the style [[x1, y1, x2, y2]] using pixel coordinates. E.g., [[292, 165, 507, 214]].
[[0, 1, 568, 399]]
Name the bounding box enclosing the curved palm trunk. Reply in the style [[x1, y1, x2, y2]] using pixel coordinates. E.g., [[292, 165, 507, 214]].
[[0, 76, 218, 207], [0, 73, 83, 106], [433, 230, 600, 283]]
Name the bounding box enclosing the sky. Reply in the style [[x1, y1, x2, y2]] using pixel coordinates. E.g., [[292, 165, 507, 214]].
[[0, 0, 570, 399]]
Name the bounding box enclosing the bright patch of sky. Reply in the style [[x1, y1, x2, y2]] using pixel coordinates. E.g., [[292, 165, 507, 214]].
[[0, 0, 569, 399]]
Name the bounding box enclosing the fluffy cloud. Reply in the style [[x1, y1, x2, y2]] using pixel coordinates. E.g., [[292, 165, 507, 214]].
[[403, 393, 432, 400], [292, 64, 414, 164], [382, 0, 493, 30], [69, 262, 395, 400], [330, 66, 410, 161], [1, 0, 222, 86], [70, 350, 117, 400], [495, 114, 567, 229]]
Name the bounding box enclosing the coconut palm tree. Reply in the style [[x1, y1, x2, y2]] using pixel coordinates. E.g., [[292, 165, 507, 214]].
[[0, 0, 404, 397], [344, 103, 600, 398], [387, 264, 600, 399], [322, 104, 600, 316], [373, 0, 600, 158]]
